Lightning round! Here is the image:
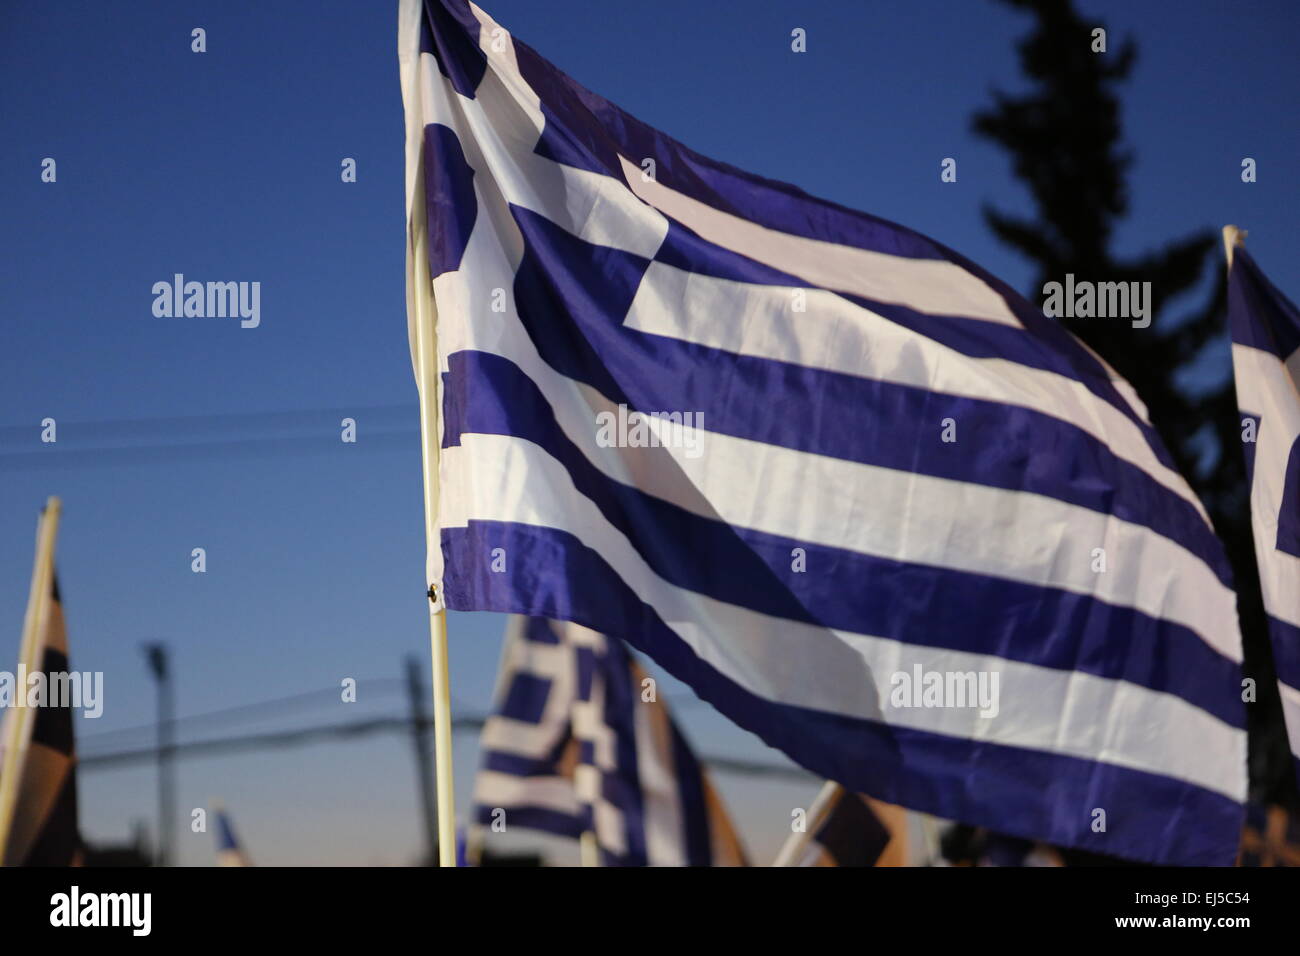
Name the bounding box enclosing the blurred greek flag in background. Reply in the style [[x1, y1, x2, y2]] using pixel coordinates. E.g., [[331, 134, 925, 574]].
[[472, 617, 745, 866]]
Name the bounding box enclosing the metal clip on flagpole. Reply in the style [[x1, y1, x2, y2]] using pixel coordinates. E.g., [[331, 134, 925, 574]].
[[0, 497, 61, 866], [411, 188, 458, 868]]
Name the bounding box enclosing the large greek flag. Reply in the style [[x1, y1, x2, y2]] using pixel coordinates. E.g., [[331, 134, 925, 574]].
[[402, 0, 1246, 864], [473, 617, 746, 866], [1226, 231, 1300, 789]]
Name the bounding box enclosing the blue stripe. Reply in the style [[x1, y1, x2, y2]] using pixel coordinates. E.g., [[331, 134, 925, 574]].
[[592, 636, 649, 867], [666, 711, 715, 865], [473, 802, 584, 840], [482, 722, 572, 778], [419, 0, 485, 98], [1229, 249, 1300, 360], [573, 645, 596, 703], [482, 749, 564, 780], [424, 124, 477, 279], [498, 671, 551, 724], [1279, 436, 1300, 558], [501, 204, 1230, 586], [215, 813, 239, 852], [523, 616, 560, 644], [443, 520, 1244, 865], [442, 349, 1244, 726]]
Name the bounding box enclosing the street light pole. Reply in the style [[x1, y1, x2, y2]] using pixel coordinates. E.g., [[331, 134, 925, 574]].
[[405, 655, 439, 866], [143, 643, 174, 867]]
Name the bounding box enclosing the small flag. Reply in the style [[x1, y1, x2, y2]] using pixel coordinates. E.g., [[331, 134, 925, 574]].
[[473, 617, 746, 865], [1225, 229, 1300, 789], [774, 781, 907, 867], [402, 0, 1246, 864], [0, 501, 81, 866], [211, 803, 252, 867]]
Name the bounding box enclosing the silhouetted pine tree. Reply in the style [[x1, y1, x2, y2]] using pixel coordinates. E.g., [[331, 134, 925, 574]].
[[973, 0, 1294, 805]]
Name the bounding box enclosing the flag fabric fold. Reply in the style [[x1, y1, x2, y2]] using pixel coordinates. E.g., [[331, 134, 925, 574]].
[[472, 617, 746, 866], [1226, 234, 1300, 789], [402, 0, 1246, 864]]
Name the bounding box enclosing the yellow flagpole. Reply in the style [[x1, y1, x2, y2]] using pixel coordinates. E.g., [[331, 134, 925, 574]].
[[0, 497, 61, 866], [580, 830, 599, 867], [1222, 224, 1245, 269], [427, 603, 456, 867], [410, 154, 458, 868]]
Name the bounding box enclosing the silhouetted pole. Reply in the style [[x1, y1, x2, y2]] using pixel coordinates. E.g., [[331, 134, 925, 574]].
[[405, 655, 439, 865], [143, 644, 175, 867]]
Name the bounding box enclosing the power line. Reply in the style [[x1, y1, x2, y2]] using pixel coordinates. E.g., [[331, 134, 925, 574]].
[[0, 404, 417, 445], [78, 679, 407, 755], [0, 404, 420, 470], [78, 712, 813, 782], [79, 715, 429, 768]]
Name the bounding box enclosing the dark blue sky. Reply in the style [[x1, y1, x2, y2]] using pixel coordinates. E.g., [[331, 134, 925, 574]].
[[1, 0, 1296, 864]]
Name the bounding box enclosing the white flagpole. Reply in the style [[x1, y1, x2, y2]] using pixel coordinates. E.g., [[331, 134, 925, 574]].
[[410, 166, 458, 868], [771, 779, 842, 867], [0, 497, 61, 866]]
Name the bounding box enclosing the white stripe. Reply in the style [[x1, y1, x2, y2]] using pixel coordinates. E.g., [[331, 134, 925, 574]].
[[1233, 343, 1300, 630], [441, 434, 1247, 800], [474, 769, 580, 817]]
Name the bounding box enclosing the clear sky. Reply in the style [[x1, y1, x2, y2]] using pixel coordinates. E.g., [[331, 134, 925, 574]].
[[1, 0, 1297, 865]]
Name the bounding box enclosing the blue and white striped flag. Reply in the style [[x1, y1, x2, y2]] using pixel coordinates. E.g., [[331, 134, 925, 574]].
[[1226, 229, 1300, 789], [472, 617, 747, 866], [211, 803, 251, 867], [402, 0, 1246, 864]]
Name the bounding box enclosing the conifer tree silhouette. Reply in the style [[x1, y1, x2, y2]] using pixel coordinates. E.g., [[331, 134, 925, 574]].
[[974, 0, 1293, 806]]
